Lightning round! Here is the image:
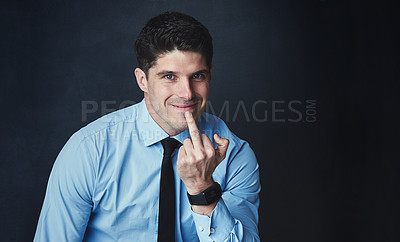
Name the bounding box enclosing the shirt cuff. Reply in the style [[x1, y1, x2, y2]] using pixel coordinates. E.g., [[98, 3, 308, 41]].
[[191, 198, 235, 241]]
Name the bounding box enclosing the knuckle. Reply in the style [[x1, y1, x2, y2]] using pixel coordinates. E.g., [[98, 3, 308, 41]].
[[196, 151, 206, 160], [183, 138, 192, 146], [190, 130, 200, 137], [205, 147, 214, 157], [179, 159, 187, 166], [187, 155, 195, 163]]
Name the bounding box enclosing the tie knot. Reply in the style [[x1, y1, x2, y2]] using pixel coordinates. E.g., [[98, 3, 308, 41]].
[[161, 138, 180, 157]]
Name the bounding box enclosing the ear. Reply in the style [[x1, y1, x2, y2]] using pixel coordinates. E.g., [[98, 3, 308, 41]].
[[134, 68, 148, 93], [208, 65, 214, 82]]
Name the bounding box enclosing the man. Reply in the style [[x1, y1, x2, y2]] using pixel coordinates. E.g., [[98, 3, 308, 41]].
[[34, 12, 260, 241]]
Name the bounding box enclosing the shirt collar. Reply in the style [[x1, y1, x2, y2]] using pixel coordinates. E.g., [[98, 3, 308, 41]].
[[136, 99, 169, 147]]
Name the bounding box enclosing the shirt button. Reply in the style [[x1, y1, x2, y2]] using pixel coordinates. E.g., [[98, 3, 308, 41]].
[[210, 227, 215, 234], [198, 226, 204, 232]]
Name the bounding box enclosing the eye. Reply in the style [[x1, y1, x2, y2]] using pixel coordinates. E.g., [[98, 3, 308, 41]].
[[164, 74, 174, 80], [192, 73, 205, 79]]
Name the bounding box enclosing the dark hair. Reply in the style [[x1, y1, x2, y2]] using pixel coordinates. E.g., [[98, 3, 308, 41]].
[[134, 12, 213, 76]]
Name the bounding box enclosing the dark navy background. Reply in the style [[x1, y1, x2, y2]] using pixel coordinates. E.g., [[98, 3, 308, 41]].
[[1, 0, 398, 241]]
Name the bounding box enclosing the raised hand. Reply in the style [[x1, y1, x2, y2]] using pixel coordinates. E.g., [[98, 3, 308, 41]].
[[177, 111, 229, 196]]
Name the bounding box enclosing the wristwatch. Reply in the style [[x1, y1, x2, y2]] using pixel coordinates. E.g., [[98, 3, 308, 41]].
[[187, 182, 222, 206]]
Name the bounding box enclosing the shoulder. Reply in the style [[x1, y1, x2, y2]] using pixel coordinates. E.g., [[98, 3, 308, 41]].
[[58, 103, 140, 154], [54, 103, 141, 171], [78, 104, 138, 139]]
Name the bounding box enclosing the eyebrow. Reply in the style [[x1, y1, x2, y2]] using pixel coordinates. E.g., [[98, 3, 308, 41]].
[[156, 69, 210, 77], [156, 70, 178, 77], [193, 69, 211, 76]]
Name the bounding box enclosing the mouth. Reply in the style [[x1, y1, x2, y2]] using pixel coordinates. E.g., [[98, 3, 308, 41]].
[[171, 103, 197, 112]]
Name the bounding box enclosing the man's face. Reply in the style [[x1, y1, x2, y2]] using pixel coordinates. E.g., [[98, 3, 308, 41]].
[[135, 50, 211, 136]]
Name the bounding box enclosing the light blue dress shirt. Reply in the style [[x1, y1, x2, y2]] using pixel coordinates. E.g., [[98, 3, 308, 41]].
[[34, 99, 260, 241]]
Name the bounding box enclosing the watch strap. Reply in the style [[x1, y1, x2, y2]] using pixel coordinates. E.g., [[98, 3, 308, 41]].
[[187, 182, 222, 206]]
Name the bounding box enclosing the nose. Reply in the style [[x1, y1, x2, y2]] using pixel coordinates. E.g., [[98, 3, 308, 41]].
[[177, 78, 193, 100]]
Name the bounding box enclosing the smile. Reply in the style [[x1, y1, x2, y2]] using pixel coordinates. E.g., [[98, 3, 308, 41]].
[[171, 103, 197, 112]]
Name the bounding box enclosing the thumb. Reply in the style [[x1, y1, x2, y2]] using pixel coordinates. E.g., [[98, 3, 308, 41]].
[[214, 133, 229, 162]]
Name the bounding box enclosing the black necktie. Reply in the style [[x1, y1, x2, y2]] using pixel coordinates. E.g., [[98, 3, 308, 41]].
[[158, 137, 180, 241]]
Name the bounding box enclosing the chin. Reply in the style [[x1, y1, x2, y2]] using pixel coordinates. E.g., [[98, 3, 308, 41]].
[[169, 124, 188, 134]]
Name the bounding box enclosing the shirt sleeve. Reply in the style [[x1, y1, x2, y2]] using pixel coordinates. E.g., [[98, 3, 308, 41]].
[[34, 131, 96, 242], [191, 142, 261, 241]]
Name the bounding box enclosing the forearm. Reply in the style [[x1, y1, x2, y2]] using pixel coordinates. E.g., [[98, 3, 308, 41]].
[[191, 201, 218, 217]]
